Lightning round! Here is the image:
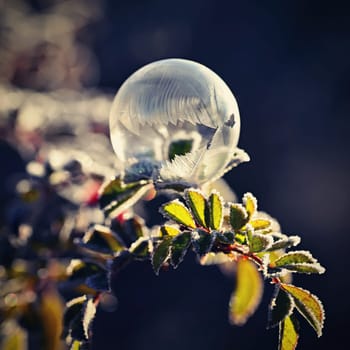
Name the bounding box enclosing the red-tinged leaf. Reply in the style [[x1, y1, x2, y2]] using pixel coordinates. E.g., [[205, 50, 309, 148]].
[[281, 284, 325, 337], [279, 314, 300, 350], [229, 259, 263, 325]]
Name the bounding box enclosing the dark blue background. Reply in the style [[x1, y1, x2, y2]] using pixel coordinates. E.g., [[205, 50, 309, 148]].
[[4, 0, 350, 348], [87, 1, 349, 349]]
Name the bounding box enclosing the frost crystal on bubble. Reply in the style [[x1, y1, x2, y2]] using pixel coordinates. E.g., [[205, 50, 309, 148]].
[[109, 58, 248, 185]]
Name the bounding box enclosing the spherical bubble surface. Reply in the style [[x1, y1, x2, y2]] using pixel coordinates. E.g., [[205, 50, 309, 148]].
[[109, 58, 241, 184]]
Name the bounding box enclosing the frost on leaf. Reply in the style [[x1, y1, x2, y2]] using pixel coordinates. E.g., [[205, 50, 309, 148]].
[[191, 229, 216, 257], [281, 263, 325, 274], [273, 251, 317, 267], [152, 237, 173, 275], [217, 231, 235, 244], [279, 314, 300, 350], [243, 192, 257, 219], [268, 286, 295, 329], [267, 236, 301, 251], [229, 203, 249, 230], [99, 177, 151, 217], [170, 231, 191, 268], [248, 232, 274, 253], [129, 237, 150, 260], [82, 298, 96, 340], [160, 200, 196, 228], [229, 259, 263, 326], [208, 190, 224, 230], [78, 224, 125, 255], [272, 251, 325, 275], [281, 284, 325, 337], [185, 189, 208, 228]]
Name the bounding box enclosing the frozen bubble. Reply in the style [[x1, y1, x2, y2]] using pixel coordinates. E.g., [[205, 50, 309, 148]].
[[109, 59, 244, 184]]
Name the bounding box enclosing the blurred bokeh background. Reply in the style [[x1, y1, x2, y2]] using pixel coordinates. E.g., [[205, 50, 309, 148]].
[[0, 0, 349, 349]]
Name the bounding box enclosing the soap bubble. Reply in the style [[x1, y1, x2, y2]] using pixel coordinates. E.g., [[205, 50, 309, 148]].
[[109, 58, 247, 185]]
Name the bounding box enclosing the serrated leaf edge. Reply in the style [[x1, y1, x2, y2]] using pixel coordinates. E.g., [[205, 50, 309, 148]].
[[184, 188, 208, 228], [281, 284, 325, 337], [267, 286, 295, 329], [208, 190, 224, 230], [243, 192, 258, 218], [274, 250, 318, 267], [159, 199, 196, 228]]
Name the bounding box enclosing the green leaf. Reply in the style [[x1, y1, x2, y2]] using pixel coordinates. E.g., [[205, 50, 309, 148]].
[[229, 203, 249, 230], [229, 259, 263, 325], [70, 341, 82, 350], [152, 237, 173, 275], [281, 284, 325, 337], [99, 177, 151, 217], [170, 231, 192, 268], [243, 192, 257, 218], [250, 219, 271, 230], [82, 298, 96, 340], [160, 200, 196, 228], [185, 189, 208, 228], [191, 229, 216, 257], [281, 263, 325, 274], [267, 236, 301, 251], [168, 138, 194, 160], [78, 224, 125, 255], [208, 191, 224, 230], [268, 287, 295, 329], [160, 225, 180, 237], [273, 251, 317, 268], [129, 237, 150, 260], [248, 232, 274, 253], [234, 232, 247, 245], [217, 231, 235, 244], [278, 314, 300, 350]]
